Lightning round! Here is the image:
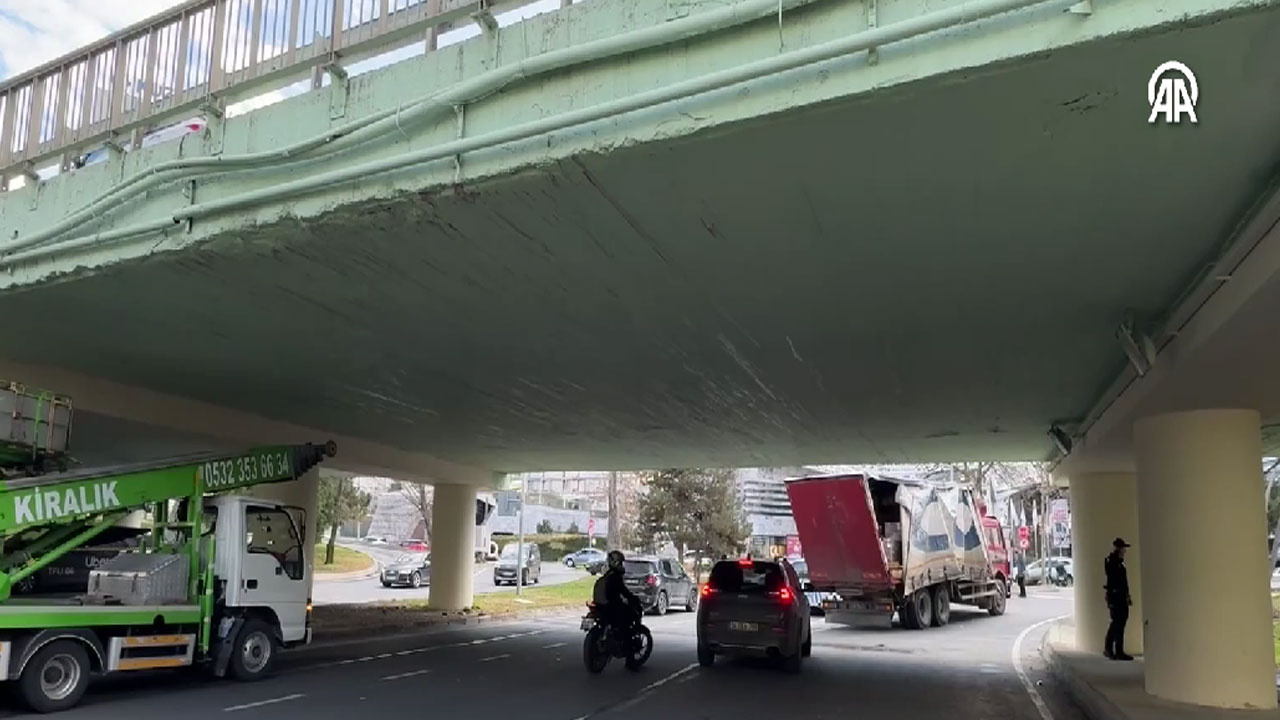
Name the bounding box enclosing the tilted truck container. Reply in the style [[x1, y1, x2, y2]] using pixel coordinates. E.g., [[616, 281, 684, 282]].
[[785, 473, 1007, 629]]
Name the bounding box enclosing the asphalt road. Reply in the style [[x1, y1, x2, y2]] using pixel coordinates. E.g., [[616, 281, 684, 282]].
[[16, 589, 1086, 720], [313, 546, 586, 605]]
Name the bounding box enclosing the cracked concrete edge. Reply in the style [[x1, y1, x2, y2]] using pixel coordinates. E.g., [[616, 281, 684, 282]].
[[1040, 621, 1129, 720]]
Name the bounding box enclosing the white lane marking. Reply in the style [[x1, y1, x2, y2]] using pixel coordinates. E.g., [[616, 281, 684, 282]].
[[568, 663, 699, 720], [311, 629, 546, 668], [381, 669, 432, 681], [542, 642, 567, 649], [479, 653, 511, 662], [1012, 614, 1069, 720], [609, 664, 699, 715], [224, 694, 306, 712]]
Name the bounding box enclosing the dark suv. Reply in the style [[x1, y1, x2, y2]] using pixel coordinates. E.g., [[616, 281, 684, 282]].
[[696, 558, 812, 672], [622, 556, 698, 615]]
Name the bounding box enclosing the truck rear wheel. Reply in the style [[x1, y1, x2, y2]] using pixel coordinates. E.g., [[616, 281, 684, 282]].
[[230, 619, 278, 681], [900, 589, 933, 630], [931, 586, 951, 627], [18, 639, 91, 713]]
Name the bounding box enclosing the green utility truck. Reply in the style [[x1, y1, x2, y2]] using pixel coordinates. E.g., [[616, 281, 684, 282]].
[[0, 380, 337, 712]]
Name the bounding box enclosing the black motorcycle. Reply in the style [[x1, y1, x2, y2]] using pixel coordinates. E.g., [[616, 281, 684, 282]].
[[581, 602, 653, 673]]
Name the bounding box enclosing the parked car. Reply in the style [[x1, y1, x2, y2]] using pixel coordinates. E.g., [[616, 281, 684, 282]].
[[1024, 556, 1073, 585], [622, 556, 698, 616], [381, 553, 432, 588], [400, 541, 429, 552], [696, 558, 812, 672], [494, 542, 542, 586], [10, 527, 146, 595], [563, 548, 607, 568], [363, 536, 389, 545]]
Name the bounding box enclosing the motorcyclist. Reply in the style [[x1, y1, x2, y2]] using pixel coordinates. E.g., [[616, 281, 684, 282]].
[[593, 550, 642, 635]]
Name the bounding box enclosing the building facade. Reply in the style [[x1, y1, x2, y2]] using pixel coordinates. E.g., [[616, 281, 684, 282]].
[[734, 466, 819, 558]]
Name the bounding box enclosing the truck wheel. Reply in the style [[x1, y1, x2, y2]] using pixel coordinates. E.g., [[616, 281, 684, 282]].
[[901, 589, 933, 629], [988, 585, 1007, 616], [18, 640, 90, 713], [931, 586, 951, 627], [230, 619, 278, 681]]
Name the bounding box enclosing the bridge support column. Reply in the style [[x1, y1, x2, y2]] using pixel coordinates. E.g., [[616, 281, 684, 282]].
[[1070, 472, 1142, 656], [1134, 409, 1275, 709], [250, 467, 321, 589], [428, 483, 476, 611]]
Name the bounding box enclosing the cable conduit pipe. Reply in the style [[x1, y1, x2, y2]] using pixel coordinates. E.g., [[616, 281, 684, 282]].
[[5, 0, 1070, 268], [8, 0, 824, 255]]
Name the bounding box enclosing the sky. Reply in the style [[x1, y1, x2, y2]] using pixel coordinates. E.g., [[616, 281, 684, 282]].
[[0, 0, 563, 82], [0, 1, 181, 80]]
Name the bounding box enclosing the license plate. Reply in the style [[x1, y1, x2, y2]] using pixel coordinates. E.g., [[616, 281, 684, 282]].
[[580, 619, 595, 631], [728, 621, 758, 632]]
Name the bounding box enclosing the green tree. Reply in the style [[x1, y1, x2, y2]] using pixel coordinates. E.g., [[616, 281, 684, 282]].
[[318, 475, 372, 565], [635, 468, 749, 579], [567, 521, 581, 534], [536, 519, 554, 534]]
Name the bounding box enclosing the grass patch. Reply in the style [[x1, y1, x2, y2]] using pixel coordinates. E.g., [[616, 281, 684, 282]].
[[315, 543, 374, 574], [379, 576, 596, 616], [473, 576, 595, 615]]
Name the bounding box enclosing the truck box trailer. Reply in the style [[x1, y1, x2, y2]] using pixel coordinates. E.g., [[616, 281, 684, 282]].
[[785, 473, 1008, 629]]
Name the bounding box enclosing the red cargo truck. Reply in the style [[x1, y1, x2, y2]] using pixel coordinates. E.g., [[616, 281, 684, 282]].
[[785, 473, 1008, 629]]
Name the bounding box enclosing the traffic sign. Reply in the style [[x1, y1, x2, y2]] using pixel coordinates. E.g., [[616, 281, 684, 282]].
[[587, 518, 596, 537], [1017, 525, 1030, 541], [1019, 538, 1031, 550]]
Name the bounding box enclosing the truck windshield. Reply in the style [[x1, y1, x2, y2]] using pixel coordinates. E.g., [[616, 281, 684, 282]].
[[709, 561, 784, 593]]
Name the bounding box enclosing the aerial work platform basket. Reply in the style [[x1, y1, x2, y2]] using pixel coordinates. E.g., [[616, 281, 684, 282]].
[[0, 381, 72, 473]]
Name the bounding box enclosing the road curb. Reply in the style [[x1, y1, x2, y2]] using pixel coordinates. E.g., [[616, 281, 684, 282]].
[[314, 563, 380, 582], [304, 607, 577, 649], [1040, 623, 1128, 720]]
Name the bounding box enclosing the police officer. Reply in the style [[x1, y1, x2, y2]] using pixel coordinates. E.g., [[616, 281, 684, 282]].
[[1103, 537, 1133, 661], [1015, 552, 1027, 598]]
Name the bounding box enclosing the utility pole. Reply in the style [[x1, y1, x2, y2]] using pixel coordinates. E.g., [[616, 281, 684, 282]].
[[516, 477, 527, 597], [607, 471, 620, 550]]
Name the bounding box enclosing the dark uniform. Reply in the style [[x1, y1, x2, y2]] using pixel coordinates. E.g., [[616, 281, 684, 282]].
[[1103, 538, 1133, 660]]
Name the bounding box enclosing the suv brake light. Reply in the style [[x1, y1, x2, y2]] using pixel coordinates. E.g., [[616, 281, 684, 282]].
[[645, 574, 657, 586], [772, 587, 794, 605], [700, 583, 715, 597]]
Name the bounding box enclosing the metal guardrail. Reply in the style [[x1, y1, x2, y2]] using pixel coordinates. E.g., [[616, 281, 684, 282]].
[[0, 0, 569, 190]]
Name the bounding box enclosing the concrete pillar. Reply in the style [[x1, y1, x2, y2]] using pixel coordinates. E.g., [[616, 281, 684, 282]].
[[1069, 473, 1143, 655], [1134, 409, 1275, 709], [428, 483, 476, 611], [250, 467, 321, 589]]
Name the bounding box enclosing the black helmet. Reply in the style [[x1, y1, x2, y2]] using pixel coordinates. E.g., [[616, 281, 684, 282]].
[[607, 550, 625, 569]]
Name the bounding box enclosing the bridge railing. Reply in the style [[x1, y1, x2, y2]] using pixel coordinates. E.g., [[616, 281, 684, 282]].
[[0, 0, 568, 189]]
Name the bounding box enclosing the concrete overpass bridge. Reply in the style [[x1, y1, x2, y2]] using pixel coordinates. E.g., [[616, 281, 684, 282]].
[[2, 0, 1280, 709]]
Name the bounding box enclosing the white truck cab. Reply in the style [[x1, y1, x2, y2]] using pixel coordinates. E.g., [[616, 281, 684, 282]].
[[208, 495, 311, 646]]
